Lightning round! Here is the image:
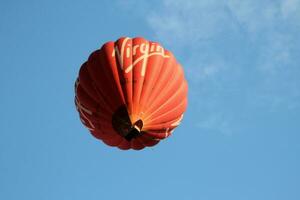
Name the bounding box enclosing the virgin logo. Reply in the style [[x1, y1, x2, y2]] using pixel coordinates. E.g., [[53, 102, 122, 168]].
[[112, 37, 170, 76]]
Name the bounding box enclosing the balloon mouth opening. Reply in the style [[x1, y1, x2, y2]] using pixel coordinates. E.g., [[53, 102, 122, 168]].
[[112, 106, 144, 141], [124, 119, 143, 141]]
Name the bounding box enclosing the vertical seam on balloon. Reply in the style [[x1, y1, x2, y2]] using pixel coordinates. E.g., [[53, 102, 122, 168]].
[[143, 82, 186, 122], [105, 42, 126, 106], [145, 98, 187, 124], [131, 38, 135, 123], [136, 39, 149, 123], [111, 63, 126, 106], [76, 80, 100, 114], [139, 47, 166, 118], [85, 63, 114, 114], [146, 55, 176, 105], [143, 57, 178, 115], [99, 48, 125, 111], [114, 40, 127, 108], [78, 64, 101, 103], [76, 76, 113, 121], [128, 40, 133, 121]]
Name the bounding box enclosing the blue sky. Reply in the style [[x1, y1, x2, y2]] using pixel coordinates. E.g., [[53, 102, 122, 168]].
[[1, 0, 300, 199]]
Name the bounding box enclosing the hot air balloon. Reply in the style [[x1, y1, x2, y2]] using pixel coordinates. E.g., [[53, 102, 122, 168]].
[[75, 37, 188, 150]]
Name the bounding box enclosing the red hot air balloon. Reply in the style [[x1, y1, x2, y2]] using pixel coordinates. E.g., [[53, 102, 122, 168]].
[[75, 37, 188, 150]]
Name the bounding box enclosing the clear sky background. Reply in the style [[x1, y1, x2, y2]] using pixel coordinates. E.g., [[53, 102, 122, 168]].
[[1, 0, 300, 199]]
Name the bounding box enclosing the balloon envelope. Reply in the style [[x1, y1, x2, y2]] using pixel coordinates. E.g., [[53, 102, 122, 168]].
[[75, 37, 188, 150]]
